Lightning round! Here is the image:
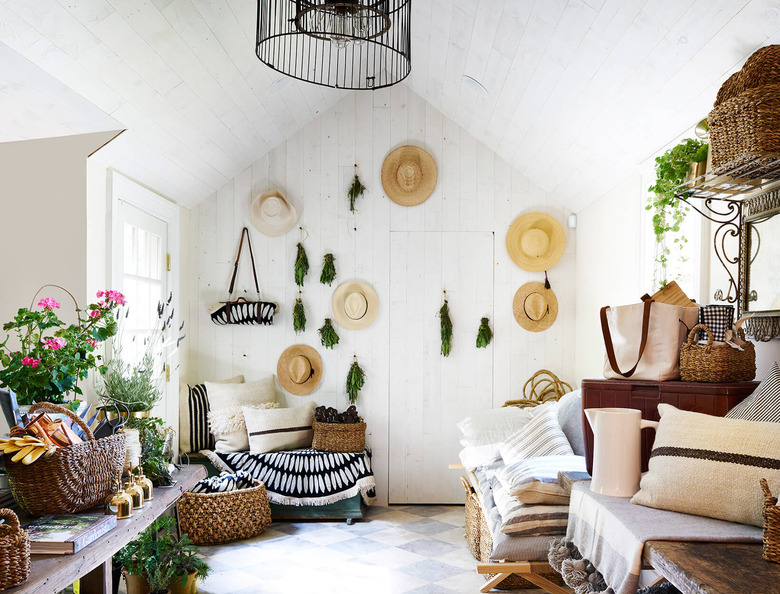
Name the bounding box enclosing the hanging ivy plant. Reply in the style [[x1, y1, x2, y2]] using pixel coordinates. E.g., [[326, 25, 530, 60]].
[[476, 317, 493, 348], [346, 358, 365, 404], [320, 253, 336, 286], [294, 242, 309, 287], [348, 171, 366, 213], [318, 318, 340, 349], [293, 297, 306, 333], [439, 299, 453, 357]]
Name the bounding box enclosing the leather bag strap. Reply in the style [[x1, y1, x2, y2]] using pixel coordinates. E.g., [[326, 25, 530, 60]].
[[600, 299, 653, 378], [228, 227, 261, 298]]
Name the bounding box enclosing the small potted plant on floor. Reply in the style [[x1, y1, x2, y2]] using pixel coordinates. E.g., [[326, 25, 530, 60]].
[[166, 532, 211, 594]]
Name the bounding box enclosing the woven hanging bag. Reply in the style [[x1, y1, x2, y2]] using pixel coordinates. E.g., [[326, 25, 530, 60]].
[[761, 478, 780, 564], [0, 509, 30, 591], [679, 324, 756, 383]]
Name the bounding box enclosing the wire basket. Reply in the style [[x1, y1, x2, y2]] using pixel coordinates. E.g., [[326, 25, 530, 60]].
[[311, 420, 366, 453], [679, 324, 756, 383], [0, 509, 30, 591]]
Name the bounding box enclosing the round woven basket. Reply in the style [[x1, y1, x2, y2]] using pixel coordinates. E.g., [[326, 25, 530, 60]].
[[0, 509, 30, 591], [679, 324, 756, 383], [311, 420, 366, 453], [4, 403, 125, 516], [177, 480, 271, 545], [761, 478, 780, 564], [715, 45, 780, 106]]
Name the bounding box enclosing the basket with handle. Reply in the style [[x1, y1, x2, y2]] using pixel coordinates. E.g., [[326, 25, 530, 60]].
[[679, 324, 756, 383], [760, 478, 780, 564], [4, 403, 125, 516], [0, 509, 30, 591]]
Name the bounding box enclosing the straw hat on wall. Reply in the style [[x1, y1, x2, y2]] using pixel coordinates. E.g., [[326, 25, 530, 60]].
[[381, 145, 438, 207], [332, 281, 380, 330], [251, 190, 298, 237], [277, 344, 323, 395], [505, 212, 565, 272], [513, 282, 558, 332]]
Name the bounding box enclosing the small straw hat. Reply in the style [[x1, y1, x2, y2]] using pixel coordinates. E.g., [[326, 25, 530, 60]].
[[505, 212, 566, 272], [277, 344, 323, 395], [381, 145, 438, 207], [332, 281, 380, 330], [251, 190, 298, 237], [513, 282, 558, 332]]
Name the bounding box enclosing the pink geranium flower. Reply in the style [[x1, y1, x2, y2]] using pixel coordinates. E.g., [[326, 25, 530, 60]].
[[37, 297, 61, 310], [86, 339, 98, 348], [21, 356, 42, 367], [105, 290, 126, 305], [89, 310, 101, 319], [42, 337, 66, 350]]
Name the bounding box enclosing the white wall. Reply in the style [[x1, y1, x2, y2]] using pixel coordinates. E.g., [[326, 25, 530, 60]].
[[187, 87, 576, 504]]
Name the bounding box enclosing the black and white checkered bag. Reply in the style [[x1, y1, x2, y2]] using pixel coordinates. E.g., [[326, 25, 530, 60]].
[[697, 304, 734, 343]]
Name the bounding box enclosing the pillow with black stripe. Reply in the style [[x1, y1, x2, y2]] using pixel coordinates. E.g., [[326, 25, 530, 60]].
[[725, 362, 780, 422], [178, 375, 244, 454], [631, 403, 780, 527], [244, 402, 315, 454]]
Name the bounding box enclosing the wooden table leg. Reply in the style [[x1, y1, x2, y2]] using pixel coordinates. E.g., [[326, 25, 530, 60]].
[[80, 558, 112, 594]]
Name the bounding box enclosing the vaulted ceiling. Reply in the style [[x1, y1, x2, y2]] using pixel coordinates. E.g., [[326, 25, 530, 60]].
[[2, 0, 780, 211]]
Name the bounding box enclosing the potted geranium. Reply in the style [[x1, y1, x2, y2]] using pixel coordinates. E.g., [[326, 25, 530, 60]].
[[0, 288, 125, 405]]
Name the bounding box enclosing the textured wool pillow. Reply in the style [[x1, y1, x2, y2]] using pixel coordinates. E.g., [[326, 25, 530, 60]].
[[244, 402, 316, 454], [209, 402, 281, 453], [513, 482, 570, 505], [456, 405, 534, 447], [178, 375, 244, 453], [498, 404, 573, 465], [492, 482, 569, 536], [496, 455, 586, 503], [725, 362, 780, 422], [631, 404, 780, 526], [205, 375, 276, 411]]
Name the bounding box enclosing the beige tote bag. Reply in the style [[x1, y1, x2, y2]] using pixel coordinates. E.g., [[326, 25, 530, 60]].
[[601, 300, 699, 381]]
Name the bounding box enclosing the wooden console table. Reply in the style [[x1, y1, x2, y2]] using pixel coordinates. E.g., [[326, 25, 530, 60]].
[[6, 464, 207, 594]]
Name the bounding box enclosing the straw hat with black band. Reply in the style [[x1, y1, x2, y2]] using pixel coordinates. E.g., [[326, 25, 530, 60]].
[[251, 190, 298, 237], [332, 281, 379, 330], [513, 281, 558, 332], [277, 345, 323, 395], [381, 145, 438, 207], [506, 212, 566, 272]]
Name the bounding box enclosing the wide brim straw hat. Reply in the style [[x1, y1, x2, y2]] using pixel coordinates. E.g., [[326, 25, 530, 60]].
[[277, 344, 323, 395], [513, 282, 558, 332], [381, 145, 438, 207], [505, 212, 566, 272], [251, 190, 298, 237], [332, 281, 380, 330]]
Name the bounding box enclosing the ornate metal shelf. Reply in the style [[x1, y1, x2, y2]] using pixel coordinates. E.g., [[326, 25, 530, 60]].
[[678, 153, 780, 201]]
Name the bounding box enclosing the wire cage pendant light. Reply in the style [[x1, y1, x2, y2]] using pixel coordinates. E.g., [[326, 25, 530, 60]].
[[256, 0, 412, 90]]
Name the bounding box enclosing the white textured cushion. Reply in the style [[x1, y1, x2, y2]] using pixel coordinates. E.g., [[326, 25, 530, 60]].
[[631, 404, 780, 526], [205, 376, 276, 411], [244, 403, 316, 454], [458, 444, 501, 471], [498, 404, 573, 464], [726, 362, 780, 422], [456, 406, 534, 448], [209, 402, 280, 453]]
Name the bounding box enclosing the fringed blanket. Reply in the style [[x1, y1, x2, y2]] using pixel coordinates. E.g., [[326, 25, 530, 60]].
[[203, 448, 376, 507], [551, 481, 762, 594]]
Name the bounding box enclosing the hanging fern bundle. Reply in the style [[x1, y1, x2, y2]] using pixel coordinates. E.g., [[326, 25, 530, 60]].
[[294, 242, 309, 286], [346, 358, 365, 404], [320, 253, 336, 286], [476, 317, 493, 348], [293, 297, 306, 333], [439, 299, 453, 357], [318, 318, 340, 349], [348, 172, 366, 213]]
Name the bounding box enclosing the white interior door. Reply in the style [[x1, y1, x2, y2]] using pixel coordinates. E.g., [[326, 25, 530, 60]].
[[388, 231, 494, 504]]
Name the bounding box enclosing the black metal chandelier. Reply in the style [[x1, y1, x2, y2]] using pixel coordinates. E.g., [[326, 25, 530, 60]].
[[256, 1, 411, 90]]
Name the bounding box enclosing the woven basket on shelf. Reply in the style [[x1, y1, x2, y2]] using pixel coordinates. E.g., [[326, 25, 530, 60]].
[[679, 324, 756, 383], [311, 420, 366, 453], [715, 45, 780, 106], [4, 403, 125, 516], [0, 509, 30, 591], [761, 478, 780, 564], [708, 84, 780, 168], [177, 480, 271, 545]]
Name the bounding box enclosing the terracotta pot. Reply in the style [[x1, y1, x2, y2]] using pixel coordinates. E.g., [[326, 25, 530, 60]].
[[123, 570, 151, 594], [169, 572, 198, 594]]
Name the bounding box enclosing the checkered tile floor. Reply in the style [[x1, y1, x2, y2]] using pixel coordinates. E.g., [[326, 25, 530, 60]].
[[192, 505, 544, 594]]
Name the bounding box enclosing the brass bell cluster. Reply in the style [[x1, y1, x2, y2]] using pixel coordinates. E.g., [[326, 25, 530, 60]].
[[104, 468, 153, 519]]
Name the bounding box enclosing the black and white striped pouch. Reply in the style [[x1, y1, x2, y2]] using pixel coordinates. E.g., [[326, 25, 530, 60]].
[[697, 304, 734, 343], [190, 470, 256, 494]]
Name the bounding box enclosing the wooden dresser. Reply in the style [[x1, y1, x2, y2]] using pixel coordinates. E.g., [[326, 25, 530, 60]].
[[581, 379, 759, 476]]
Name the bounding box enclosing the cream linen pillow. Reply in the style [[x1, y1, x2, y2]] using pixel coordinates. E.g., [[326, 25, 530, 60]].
[[209, 402, 281, 453], [631, 404, 780, 527], [178, 374, 244, 453], [205, 376, 276, 411], [244, 403, 316, 454]]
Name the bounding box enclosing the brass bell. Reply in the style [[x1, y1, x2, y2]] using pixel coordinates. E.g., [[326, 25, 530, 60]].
[[124, 476, 145, 510], [105, 479, 133, 519], [135, 467, 153, 501]]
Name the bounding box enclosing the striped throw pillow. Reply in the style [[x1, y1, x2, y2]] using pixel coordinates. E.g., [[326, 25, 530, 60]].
[[178, 375, 244, 454], [496, 455, 586, 503], [631, 404, 780, 526], [244, 403, 316, 454], [725, 362, 780, 422], [498, 404, 574, 465], [492, 482, 569, 536]]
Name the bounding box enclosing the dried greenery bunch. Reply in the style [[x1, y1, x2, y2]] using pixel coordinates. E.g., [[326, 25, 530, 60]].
[[346, 358, 365, 404], [293, 297, 306, 333], [348, 172, 366, 213], [439, 299, 453, 357], [294, 242, 309, 286], [320, 253, 337, 286], [476, 317, 493, 348], [318, 318, 339, 349]]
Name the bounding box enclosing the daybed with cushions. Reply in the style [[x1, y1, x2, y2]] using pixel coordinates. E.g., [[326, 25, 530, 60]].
[[179, 374, 376, 523], [458, 387, 586, 593]]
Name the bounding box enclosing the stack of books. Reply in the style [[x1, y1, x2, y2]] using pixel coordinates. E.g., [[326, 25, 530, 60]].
[[22, 514, 117, 555]]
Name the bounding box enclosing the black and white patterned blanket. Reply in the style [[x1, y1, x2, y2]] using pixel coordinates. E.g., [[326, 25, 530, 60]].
[[209, 448, 376, 506]]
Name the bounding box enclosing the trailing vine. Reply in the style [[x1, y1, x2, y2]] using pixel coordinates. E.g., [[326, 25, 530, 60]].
[[320, 253, 336, 286], [318, 318, 340, 349], [439, 297, 453, 357], [293, 296, 306, 333], [348, 165, 366, 213], [346, 357, 365, 404], [476, 317, 493, 348], [294, 241, 309, 287]]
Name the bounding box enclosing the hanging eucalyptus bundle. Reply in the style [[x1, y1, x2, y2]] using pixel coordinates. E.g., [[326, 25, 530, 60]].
[[293, 297, 306, 333], [476, 317, 493, 348], [348, 170, 366, 213], [320, 253, 336, 286], [294, 242, 309, 286], [318, 318, 340, 349], [439, 299, 453, 357], [346, 357, 365, 404]]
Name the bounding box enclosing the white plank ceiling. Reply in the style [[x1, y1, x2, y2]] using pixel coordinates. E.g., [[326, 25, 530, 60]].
[[2, 0, 780, 210]]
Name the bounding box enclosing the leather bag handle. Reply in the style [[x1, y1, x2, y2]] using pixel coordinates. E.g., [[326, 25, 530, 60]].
[[228, 227, 261, 299], [600, 300, 653, 378]]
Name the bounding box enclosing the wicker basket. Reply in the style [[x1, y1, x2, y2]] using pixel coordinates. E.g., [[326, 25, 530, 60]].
[[761, 478, 780, 564], [679, 324, 756, 383], [4, 403, 125, 516], [715, 45, 780, 106], [0, 509, 30, 591], [311, 420, 366, 453], [177, 480, 271, 545], [461, 476, 481, 560], [708, 84, 780, 168]]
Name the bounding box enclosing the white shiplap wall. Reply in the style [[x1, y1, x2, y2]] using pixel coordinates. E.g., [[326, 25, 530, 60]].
[[187, 87, 576, 505]]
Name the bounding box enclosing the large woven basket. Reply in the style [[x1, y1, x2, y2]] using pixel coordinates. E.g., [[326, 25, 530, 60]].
[[461, 476, 481, 560], [679, 324, 756, 383], [761, 478, 780, 564], [4, 403, 125, 516], [311, 420, 366, 453], [177, 480, 271, 545], [708, 84, 780, 168], [715, 45, 780, 106], [0, 509, 30, 591]]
